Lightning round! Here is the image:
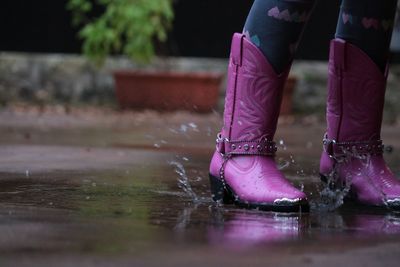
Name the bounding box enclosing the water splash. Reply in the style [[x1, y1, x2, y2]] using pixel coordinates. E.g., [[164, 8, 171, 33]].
[[277, 140, 307, 193], [278, 139, 287, 151], [312, 148, 393, 212], [277, 158, 290, 170], [178, 122, 199, 133], [273, 138, 350, 211], [179, 125, 189, 133], [169, 161, 200, 203], [168, 160, 213, 205], [188, 122, 199, 132], [312, 153, 352, 211]]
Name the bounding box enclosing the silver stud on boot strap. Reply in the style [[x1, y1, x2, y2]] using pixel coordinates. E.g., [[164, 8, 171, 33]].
[[216, 133, 277, 157], [323, 133, 384, 157]]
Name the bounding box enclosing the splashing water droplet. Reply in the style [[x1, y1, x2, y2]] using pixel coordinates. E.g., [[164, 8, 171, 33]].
[[300, 183, 305, 192], [188, 122, 196, 127], [278, 139, 287, 151], [179, 125, 188, 133], [278, 158, 290, 170], [311, 149, 372, 212], [169, 161, 199, 203], [169, 128, 179, 134]]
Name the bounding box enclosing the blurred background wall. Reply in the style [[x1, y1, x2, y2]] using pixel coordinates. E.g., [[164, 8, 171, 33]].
[[1, 0, 400, 119], [1, 0, 341, 60]]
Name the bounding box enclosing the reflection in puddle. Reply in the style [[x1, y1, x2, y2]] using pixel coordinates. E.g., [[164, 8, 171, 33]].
[[166, 159, 400, 248], [174, 204, 200, 233], [346, 214, 400, 234], [172, 205, 400, 249], [1, 166, 400, 255], [208, 209, 307, 248]]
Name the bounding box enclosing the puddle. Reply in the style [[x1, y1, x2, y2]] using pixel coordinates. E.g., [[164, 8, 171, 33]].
[[1, 112, 400, 265]]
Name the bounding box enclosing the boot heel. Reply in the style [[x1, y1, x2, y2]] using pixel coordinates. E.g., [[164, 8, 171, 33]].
[[209, 174, 234, 204]]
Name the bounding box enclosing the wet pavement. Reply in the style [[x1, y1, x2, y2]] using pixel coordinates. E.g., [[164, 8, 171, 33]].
[[1, 107, 400, 266]]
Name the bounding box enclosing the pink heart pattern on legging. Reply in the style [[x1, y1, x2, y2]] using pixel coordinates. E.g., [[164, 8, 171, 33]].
[[342, 12, 353, 24], [362, 17, 380, 30], [341, 12, 393, 32], [267, 7, 310, 23]]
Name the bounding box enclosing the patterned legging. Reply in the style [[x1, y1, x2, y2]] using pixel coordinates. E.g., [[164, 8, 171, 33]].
[[244, 0, 398, 73]]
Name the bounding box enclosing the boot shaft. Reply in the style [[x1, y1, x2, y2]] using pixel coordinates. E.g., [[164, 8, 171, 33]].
[[221, 33, 290, 143], [209, 33, 309, 212], [326, 39, 388, 143]]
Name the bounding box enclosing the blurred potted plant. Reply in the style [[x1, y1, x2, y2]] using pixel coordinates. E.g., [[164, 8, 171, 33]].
[[280, 76, 296, 116], [67, 0, 222, 112]]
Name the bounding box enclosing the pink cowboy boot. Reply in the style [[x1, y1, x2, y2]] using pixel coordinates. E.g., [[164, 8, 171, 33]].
[[209, 33, 309, 212], [320, 39, 400, 210]]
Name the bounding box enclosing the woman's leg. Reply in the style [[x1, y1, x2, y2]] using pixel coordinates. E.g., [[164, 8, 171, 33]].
[[335, 0, 397, 72], [243, 0, 316, 74], [320, 0, 400, 210], [209, 0, 316, 212]]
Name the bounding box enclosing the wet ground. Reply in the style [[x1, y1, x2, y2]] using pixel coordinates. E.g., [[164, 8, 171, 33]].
[[1, 106, 400, 266]]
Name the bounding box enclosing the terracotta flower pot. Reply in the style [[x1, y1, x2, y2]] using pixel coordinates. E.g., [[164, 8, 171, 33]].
[[280, 75, 297, 116], [113, 70, 223, 113]]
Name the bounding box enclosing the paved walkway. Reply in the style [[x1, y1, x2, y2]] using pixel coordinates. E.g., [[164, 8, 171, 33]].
[[0, 107, 400, 267]]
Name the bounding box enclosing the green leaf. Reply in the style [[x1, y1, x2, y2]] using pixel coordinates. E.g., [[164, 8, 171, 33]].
[[66, 0, 174, 66]]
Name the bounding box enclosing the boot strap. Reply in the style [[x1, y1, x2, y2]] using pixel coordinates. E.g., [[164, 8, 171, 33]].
[[216, 133, 277, 156], [323, 133, 384, 157]]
